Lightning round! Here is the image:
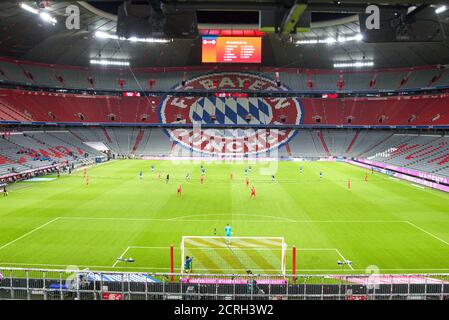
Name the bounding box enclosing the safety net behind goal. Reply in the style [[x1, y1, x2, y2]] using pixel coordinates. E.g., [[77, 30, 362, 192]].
[[181, 236, 287, 275]]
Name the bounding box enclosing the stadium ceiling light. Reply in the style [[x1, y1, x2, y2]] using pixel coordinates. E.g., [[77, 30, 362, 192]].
[[346, 34, 363, 41], [127, 36, 171, 43], [296, 33, 363, 45], [94, 31, 172, 44], [20, 2, 39, 14], [324, 37, 337, 44], [90, 59, 130, 67], [39, 12, 57, 25], [295, 39, 319, 45], [95, 31, 119, 40], [20, 2, 57, 25], [407, 6, 417, 14], [435, 5, 447, 14], [333, 61, 374, 68]]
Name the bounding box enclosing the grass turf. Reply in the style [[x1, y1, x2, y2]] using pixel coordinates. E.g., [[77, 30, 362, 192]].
[[1, 159, 449, 275]]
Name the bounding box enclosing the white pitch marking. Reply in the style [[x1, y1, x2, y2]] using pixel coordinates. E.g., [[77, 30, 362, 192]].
[[168, 213, 296, 222], [59, 216, 290, 223], [335, 248, 354, 270], [182, 236, 284, 240], [2, 262, 449, 273], [112, 246, 131, 268], [0, 217, 60, 251], [405, 221, 449, 247], [56, 216, 406, 223], [128, 246, 178, 249], [298, 248, 339, 251]]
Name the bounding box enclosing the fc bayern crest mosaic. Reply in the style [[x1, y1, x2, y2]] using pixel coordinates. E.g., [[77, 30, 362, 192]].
[[159, 72, 303, 155]]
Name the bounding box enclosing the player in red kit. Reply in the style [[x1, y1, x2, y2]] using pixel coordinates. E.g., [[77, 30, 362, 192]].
[[250, 186, 256, 199], [83, 169, 89, 186], [177, 184, 182, 197], [246, 177, 249, 188], [200, 175, 204, 185], [347, 179, 351, 190]]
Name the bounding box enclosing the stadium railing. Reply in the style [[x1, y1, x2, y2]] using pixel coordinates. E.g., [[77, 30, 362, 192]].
[[1, 267, 449, 300]]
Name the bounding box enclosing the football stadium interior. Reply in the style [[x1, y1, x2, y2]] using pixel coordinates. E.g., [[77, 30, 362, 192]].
[[1, 0, 449, 301]]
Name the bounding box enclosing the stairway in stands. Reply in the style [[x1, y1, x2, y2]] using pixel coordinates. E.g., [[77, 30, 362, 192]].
[[0, 101, 34, 122], [102, 127, 112, 144], [317, 131, 331, 157], [346, 131, 360, 153], [357, 133, 395, 158], [68, 129, 85, 142], [131, 129, 145, 154]]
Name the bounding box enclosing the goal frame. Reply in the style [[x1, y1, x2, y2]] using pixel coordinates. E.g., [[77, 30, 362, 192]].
[[180, 236, 287, 275]]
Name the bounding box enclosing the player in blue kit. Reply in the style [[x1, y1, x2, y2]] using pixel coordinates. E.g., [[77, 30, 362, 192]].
[[225, 224, 232, 244], [184, 256, 193, 273]]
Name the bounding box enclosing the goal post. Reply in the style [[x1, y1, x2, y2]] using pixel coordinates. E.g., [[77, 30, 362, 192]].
[[292, 245, 297, 283], [169, 244, 174, 283], [181, 236, 287, 275]]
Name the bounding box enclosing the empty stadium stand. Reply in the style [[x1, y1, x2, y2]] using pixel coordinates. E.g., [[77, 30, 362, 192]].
[[1, 58, 448, 92], [1, 59, 449, 180], [0, 130, 105, 177], [1, 89, 449, 126], [365, 133, 449, 177], [2, 127, 449, 179]]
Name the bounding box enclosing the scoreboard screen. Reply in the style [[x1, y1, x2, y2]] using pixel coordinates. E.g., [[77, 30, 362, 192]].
[[202, 36, 261, 63]]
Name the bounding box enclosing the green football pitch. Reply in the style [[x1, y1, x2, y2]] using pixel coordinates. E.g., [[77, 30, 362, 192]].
[[1, 159, 449, 275]]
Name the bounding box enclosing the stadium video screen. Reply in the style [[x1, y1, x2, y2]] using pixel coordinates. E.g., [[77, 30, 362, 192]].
[[202, 36, 262, 63]]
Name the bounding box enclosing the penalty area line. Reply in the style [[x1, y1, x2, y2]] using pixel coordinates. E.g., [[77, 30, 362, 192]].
[[335, 248, 354, 270], [112, 246, 131, 268], [58, 216, 292, 223], [0, 217, 61, 251], [57, 216, 406, 224], [405, 221, 449, 247]]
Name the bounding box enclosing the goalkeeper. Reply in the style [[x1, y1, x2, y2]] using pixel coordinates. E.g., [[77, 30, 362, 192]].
[[225, 224, 232, 244], [184, 256, 194, 273]]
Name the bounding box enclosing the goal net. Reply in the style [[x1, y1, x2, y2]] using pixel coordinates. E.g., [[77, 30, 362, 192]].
[[181, 236, 287, 275]]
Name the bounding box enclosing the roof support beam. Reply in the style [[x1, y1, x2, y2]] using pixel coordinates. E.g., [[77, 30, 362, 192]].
[[281, 1, 308, 35]]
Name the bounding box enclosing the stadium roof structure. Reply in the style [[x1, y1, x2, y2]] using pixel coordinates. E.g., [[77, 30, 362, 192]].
[[0, 0, 448, 69]]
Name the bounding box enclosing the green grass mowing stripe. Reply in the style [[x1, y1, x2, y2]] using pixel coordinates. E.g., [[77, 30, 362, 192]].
[[235, 237, 284, 248], [239, 249, 282, 273], [183, 247, 223, 272], [1, 160, 449, 274], [187, 237, 281, 273], [405, 221, 449, 247], [225, 238, 284, 272], [186, 238, 247, 272], [0, 218, 60, 250]]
